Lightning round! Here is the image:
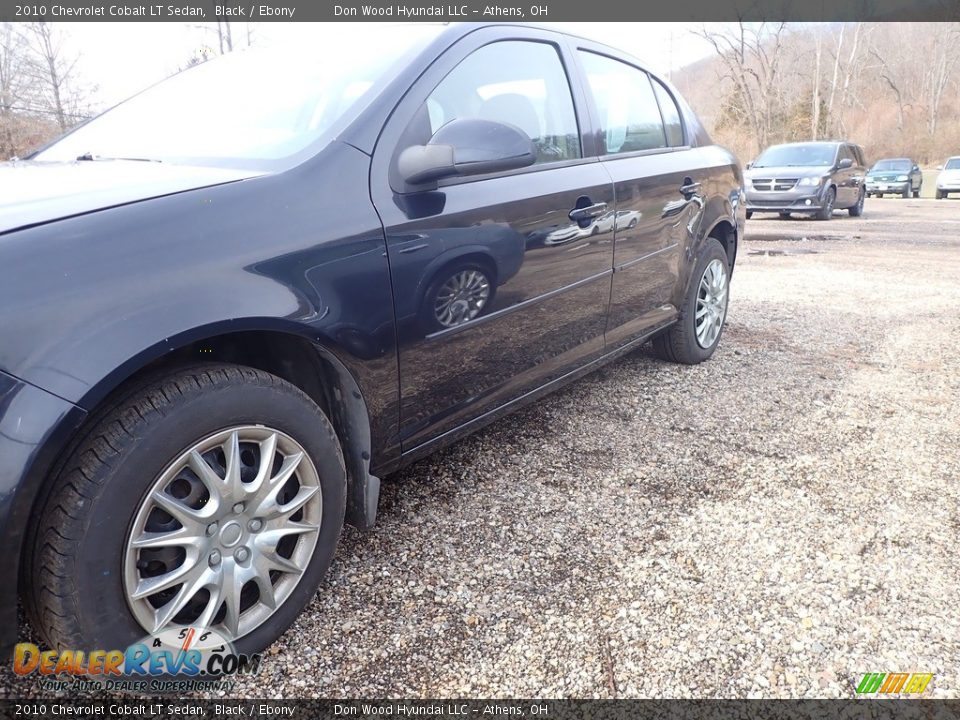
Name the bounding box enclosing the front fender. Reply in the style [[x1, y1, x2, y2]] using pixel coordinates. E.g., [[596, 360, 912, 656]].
[[0, 142, 400, 462]]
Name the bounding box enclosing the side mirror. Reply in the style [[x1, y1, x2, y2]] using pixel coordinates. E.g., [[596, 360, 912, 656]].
[[745, 161, 753, 170], [837, 158, 854, 170], [398, 118, 536, 186]]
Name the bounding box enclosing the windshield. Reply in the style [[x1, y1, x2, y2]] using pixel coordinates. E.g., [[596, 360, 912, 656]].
[[946, 158, 960, 170], [871, 159, 911, 172], [753, 143, 837, 168], [35, 25, 443, 169]]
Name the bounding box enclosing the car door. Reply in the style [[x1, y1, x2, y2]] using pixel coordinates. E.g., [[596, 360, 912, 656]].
[[370, 29, 615, 451], [573, 46, 703, 348], [836, 144, 859, 206]]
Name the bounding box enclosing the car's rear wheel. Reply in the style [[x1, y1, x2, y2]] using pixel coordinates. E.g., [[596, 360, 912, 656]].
[[745, 211, 753, 220], [779, 212, 791, 219], [652, 238, 729, 365], [816, 187, 836, 220], [936, 190, 945, 200], [849, 187, 865, 217], [27, 364, 346, 655]]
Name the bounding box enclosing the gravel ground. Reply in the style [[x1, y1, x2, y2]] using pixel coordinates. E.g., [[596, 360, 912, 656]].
[[2, 199, 958, 699]]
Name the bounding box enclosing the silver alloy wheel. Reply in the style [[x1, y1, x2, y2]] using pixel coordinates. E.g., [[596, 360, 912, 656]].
[[695, 258, 728, 349], [434, 269, 490, 328], [124, 425, 322, 640]]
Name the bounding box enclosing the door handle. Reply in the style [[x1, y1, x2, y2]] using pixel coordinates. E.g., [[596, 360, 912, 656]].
[[679, 179, 701, 199], [568, 202, 608, 224]]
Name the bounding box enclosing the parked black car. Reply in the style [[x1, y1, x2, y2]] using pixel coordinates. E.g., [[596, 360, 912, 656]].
[[744, 141, 867, 220], [865, 157, 923, 198], [0, 23, 744, 656]]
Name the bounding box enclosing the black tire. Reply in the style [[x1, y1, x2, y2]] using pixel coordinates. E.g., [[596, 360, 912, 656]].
[[876, 193, 883, 198], [849, 187, 865, 217], [779, 212, 791, 219], [420, 260, 495, 333], [26, 364, 346, 655], [652, 238, 729, 365], [816, 187, 836, 220], [745, 211, 753, 220], [936, 190, 944, 200]]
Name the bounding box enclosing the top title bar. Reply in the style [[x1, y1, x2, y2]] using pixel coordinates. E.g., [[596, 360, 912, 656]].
[[1, 0, 958, 21]]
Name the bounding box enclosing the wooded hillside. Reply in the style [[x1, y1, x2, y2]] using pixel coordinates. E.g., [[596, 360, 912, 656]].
[[673, 22, 960, 165]]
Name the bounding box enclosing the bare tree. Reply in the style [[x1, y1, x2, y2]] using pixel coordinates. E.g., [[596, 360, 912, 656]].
[[824, 24, 844, 135], [0, 23, 31, 156], [810, 27, 822, 140], [869, 44, 907, 132], [22, 22, 92, 133], [696, 22, 789, 153], [922, 23, 959, 136], [833, 22, 864, 137]]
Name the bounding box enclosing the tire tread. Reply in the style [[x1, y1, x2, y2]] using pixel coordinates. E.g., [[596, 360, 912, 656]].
[[27, 364, 312, 650]]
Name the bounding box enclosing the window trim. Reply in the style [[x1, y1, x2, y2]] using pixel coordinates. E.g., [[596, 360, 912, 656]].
[[389, 37, 587, 192], [573, 47, 691, 159], [649, 75, 688, 149]]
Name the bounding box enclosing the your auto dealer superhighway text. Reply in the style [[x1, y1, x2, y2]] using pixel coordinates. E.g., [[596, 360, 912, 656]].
[[46, 4, 295, 18]]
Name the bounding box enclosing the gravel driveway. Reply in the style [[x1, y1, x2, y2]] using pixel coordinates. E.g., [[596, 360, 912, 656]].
[[3, 199, 958, 699]]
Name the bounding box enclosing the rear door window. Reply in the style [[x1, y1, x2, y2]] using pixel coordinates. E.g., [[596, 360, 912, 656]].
[[578, 51, 666, 155], [651, 79, 684, 147]]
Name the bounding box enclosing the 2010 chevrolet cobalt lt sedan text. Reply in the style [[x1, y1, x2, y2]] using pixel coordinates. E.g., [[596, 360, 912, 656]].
[[0, 23, 744, 656]]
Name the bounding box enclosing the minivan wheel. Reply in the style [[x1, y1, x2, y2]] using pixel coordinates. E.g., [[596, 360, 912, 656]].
[[816, 187, 836, 220], [849, 188, 865, 217], [27, 364, 346, 654], [652, 238, 729, 365]]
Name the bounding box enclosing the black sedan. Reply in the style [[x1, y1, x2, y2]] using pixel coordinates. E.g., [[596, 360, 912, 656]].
[[0, 23, 744, 657]]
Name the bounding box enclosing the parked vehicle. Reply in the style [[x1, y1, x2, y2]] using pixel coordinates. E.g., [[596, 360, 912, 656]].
[[744, 141, 867, 220], [865, 158, 922, 198], [0, 23, 744, 657], [936, 157, 960, 199]]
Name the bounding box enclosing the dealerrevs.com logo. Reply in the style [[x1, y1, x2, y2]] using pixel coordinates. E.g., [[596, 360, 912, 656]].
[[855, 672, 934, 695], [13, 626, 262, 693]]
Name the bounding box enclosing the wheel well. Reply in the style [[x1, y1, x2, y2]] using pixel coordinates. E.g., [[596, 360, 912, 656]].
[[708, 220, 737, 268], [74, 331, 376, 529]]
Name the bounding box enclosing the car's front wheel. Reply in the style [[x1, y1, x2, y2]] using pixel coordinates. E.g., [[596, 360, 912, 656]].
[[27, 364, 346, 655], [652, 238, 729, 364], [816, 187, 836, 220]]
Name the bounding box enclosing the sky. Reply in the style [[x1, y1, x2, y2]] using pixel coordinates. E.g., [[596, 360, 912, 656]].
[[59, 22, 719, 109]]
